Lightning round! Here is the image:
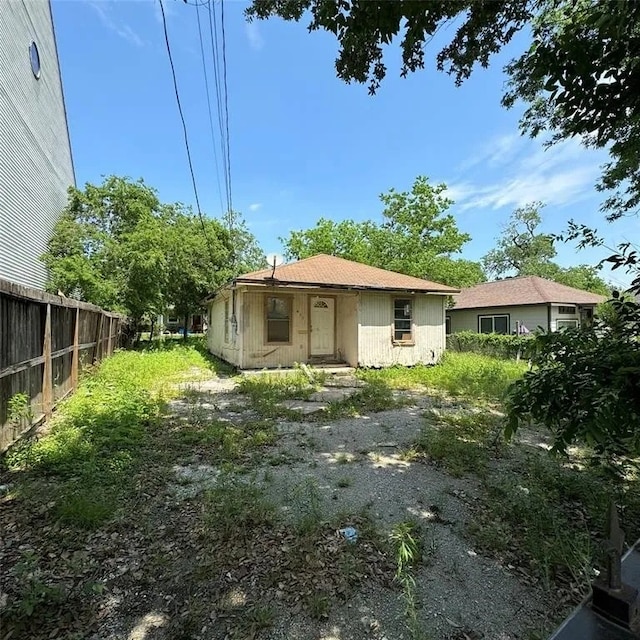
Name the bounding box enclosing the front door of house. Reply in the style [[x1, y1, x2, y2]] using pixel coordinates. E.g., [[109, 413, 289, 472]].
[[310, 296, 335, 356]]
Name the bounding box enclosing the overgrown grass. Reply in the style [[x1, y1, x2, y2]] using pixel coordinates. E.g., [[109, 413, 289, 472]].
[[469, 453, 640, 595], [415, 410, 504, 477], [361, 352, 528, 400], [237, 371, 321, 418], [238, 372, 400, 419], [4, 341, 217, 528]]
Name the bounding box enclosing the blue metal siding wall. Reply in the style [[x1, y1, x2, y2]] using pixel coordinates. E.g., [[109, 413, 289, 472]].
[[0, 1, 75, 288]]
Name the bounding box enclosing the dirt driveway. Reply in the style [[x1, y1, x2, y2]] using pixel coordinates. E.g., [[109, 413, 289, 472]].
[[150, 372, 553, 640], [1, 368, 560, 640]]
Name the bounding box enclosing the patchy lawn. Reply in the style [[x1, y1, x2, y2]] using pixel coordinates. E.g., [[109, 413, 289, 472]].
[[1, 346, 638, 640]]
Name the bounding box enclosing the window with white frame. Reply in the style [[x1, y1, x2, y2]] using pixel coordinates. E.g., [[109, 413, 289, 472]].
[[556, 319, 579, 330], [265, 296, 292, 343], [479, 314, 509, 334], [393, 299, 413, 342]]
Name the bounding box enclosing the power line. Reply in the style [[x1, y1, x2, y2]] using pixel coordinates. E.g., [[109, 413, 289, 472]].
[[195, 0, 225, 217], [157, 0, 216, 257], [220, 0, 234, 220], [208, 0, 231, 218]]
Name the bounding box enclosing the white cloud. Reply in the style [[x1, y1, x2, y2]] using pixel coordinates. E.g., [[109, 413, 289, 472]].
[[459, 133, 521, 171], [245, 21, 264, 51], [451, 134, 604, 212], [90, 1, 145, 47], [248, 203, 262, 212]]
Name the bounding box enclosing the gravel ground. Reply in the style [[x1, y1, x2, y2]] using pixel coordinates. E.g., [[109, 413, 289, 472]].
[[163, 373, 552, 640]]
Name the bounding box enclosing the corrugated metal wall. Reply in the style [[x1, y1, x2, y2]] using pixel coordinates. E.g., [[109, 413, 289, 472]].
[[0, 1, 75, 288], [358, 292, 446, 367]]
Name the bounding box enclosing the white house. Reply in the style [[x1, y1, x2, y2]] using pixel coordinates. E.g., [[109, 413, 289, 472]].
[[0, 1, 75, 288], [206, 254, 458, 369], [447, 276, 606, 335]]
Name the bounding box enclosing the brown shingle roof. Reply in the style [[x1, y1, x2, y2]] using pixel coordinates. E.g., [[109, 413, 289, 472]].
[[235, 254, 458, 294], [451, 276, 606, 310]]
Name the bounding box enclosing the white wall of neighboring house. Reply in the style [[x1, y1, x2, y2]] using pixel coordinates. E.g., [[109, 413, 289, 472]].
[[0, 1, 75, 288], [447, 305, 549, 334]]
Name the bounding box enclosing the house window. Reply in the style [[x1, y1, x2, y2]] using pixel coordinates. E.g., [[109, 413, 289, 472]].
[[265, 296, 291, 343], [224, 300, 230, 343], [558, 306, 576, 315], [556, 319, 579, 330], [479, 314, 509, 335], [168, 316, 178, 323], [393, 299, 413, 343], [445, 315, 452, 335], [29, 42, 41, 79]]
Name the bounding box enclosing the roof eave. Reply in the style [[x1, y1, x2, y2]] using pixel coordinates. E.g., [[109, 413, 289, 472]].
[[234, 277, 458, 295]]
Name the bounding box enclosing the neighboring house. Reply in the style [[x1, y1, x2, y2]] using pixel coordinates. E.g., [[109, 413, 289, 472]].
[[206, 254, 458, 369], [0, 1, 75, 288], [447, 276, 606, 335], [158, 311, 205, 334]]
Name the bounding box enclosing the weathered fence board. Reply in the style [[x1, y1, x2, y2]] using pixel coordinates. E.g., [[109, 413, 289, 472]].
[[0, 278, 126, 451]]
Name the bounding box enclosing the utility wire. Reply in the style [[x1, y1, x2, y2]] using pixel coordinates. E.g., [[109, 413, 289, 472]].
[[208, 0, 230, 217], [158, 0, 216, 258], [195, 0, 225, 217], [220, 0, 234, 222]]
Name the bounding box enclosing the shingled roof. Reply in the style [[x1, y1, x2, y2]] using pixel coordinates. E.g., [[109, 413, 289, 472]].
[[234, 254, 458, 294], [451, 276, 606, 310]]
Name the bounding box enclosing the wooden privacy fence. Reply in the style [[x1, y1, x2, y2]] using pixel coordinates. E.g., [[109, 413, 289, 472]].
[[0, 278, 126, 451]]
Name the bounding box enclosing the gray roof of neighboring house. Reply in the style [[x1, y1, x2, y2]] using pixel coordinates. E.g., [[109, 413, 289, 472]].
[[451, 276, 606, 310]]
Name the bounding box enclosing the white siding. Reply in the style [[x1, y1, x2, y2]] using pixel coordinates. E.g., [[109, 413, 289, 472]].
[[336, 294, 358, 366], [358, 292, 446, 367], [550, 304, 593, 331], [207, 290, 243, 367], [241, 289, 309, 369], [448, 305, 549, 334], [0, 1, 75, 288]]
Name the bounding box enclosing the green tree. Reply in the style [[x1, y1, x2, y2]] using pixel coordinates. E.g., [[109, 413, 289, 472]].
[[506, 293, 640, 472], [163, 207, 232, 339], [482, 203, 610, 295], [282, 176, 485, 288], [248, 0, 640, 220], [42, 177, 265, 335], [42, 176, 166, 319]]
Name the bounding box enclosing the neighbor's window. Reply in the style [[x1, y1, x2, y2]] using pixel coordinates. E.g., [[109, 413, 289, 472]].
[[265, 296, 291, 343], [224, 300, 230, 343], [558, 306, 576, 315], [556, 319, 579, 330], [479, 315, 509, 335], [393, 299, 413, 342], [445, 315, 452, 335], [168, 316, 178, 323]]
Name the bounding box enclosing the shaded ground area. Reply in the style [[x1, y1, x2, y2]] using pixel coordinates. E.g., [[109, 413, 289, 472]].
[[2, 347, 639, 640]]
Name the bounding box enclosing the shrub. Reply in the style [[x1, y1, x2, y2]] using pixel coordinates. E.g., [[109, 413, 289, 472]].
[[447, 330, 534, 360]]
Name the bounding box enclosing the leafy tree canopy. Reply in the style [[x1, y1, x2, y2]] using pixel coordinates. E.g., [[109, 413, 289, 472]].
[[248, 0, 640, 220], [482, 203, 610, 296], [42, 177, 265, 327], [282, 176, 485, 288]]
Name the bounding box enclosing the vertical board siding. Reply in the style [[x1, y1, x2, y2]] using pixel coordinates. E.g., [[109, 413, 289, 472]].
[[0, 1, 75, 288], [336, 294, 359, 367], [0, 279, 124, 451], [358, 292, 445, 367], [207, 291, 243, 367], [241, 289, 309, 369]]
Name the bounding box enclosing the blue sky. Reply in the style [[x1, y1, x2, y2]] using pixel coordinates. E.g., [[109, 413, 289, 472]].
[[51, 0, 636, 287]]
